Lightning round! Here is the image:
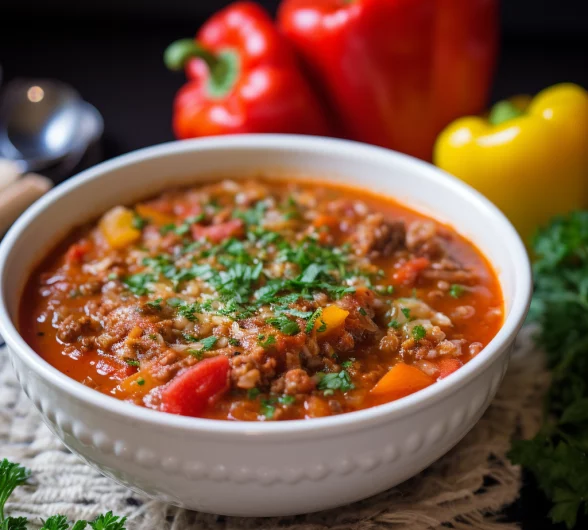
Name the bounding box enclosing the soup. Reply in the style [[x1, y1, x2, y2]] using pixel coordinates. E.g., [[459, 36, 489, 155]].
[[20, 179, 503, 421]]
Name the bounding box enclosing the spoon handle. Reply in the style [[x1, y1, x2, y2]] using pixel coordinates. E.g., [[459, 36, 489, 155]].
[[0, 159, 21, 192], [0, 174, 53, 235]]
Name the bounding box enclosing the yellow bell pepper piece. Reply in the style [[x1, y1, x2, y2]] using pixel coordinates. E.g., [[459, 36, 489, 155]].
[[113, 369, 157, 399], [315, 305, 349, 336], [434, 83, 588, 245], [99, 206, 141, 249]]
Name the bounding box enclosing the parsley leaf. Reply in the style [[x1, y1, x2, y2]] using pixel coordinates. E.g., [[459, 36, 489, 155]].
[[317, 370, 354, 395], [508, 212, 588, 529], [266, 316, 300, 336], [278, 395, 295, 406], [401, 307, 411, 320], [449, 284, 466, 298], [305, 308, 323, 333], [260, 399, 275, 419], [88, 512, 127, 530], [258, 334, 276, 349], [0, 459, 30, 521], [122, 273, 154, 296], [145, 298, 163, 310], [199, 336, 218, 351], [124, 359, 140, 367], [412, 325, 427, 341], [40, 515, 70, 530]]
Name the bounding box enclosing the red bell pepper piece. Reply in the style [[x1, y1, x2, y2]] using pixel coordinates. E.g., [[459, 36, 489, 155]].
[[165, 1, 331, 140], [278, 0, 498, 161], [161, 356, 230, 417]]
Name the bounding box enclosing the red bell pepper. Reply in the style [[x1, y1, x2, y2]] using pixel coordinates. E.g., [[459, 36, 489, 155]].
[[278, 0, 498, 160], [165, 1, 331, 139], [161, 356, 230, 417]]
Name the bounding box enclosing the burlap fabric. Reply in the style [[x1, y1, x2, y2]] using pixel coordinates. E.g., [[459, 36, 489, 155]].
[[0, 328, 547, 529]]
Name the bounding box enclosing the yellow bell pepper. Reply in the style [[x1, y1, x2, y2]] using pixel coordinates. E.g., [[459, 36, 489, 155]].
[[99, 206, 142, 249], [315, 305, 349, 337], [434, 83, 588, 244]]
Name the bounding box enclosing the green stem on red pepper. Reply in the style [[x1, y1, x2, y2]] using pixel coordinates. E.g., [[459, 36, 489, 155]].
[[164, 39, 240, 98]]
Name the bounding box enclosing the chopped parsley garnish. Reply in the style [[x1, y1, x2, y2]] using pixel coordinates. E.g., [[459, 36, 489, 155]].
[[123, 273, 154, 296], [358, 307, 367, 316], [388, 320, 400, 329], [132, 214, 147, 230], [145, 298, 163, 310], [260, 399, 275, 419], [412, 325, 427, 341], [305, 308, 323, 333], [316, 320, 327, 333], [266, 316, 300, 336], [341, 359, 355, 369], [199, 336, 218, 351], [137, 377, 145, 386], [317, 370, 354, 395], [167, 298, 199, 322], [124, 359, 140, 367], [148, 334, 158, 340], [228, 337, 240, 346], [278, 395, 295, 406], [247, 388, 260, 400], [160, 215, 203, 236], [401, 307, 411, 320], [187, 349, 204, 360], [258, 334, 277, 349], [107, 272, 118, 281], [182, 333, 199, 343], [449, 284, 466, 298]]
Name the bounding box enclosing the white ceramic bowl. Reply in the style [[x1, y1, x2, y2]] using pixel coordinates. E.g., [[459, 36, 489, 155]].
[[0, 135, 531, 517]]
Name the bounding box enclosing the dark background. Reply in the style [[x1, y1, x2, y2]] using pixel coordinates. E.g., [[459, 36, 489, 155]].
[[1, 1, 587, 528]]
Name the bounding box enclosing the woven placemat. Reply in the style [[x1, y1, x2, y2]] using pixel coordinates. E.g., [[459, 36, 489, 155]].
[[0, 329, 548, 530]]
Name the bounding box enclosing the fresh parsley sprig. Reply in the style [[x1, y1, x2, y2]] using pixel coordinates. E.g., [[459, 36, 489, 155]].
[[508, 212, 588, 528], [0, 460, 127, 529]]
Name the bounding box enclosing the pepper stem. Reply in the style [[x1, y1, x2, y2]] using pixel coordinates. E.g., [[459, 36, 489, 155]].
[[164, 39, 219, 72], [488, 100, 524, 126]]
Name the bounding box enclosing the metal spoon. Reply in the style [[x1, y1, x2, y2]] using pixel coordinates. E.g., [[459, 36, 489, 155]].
[[0, 79, 103, 174]]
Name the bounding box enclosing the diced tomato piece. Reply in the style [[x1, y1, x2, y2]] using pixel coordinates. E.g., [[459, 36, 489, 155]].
[[436, 358, 463, 380], [392, 257, 430, 285], [191, 219, 245, 243], [161, 356, 230, 417], [174, 201, 203, 220], [65, 240, 91, 264]]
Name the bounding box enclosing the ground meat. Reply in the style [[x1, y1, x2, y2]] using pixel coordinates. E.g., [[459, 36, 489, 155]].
[[351, 214, 406, 257], [56, 314, 99, 343], [406, 221, 445, 259], [283, 369, 316, 395]]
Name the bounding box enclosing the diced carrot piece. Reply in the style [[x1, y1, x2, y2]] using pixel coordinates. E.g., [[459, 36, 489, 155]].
[[127, 326, 143, 340], [312, 214, 339, 230], [392, 257, 430, 285], [315, 305, 349, 337], [305, 396, 331, 418], [135, 204, 175, 226], [99, 206, 141, 249], [436, 358, 463, 380], [161, 356, 230, 417], [371, 362, 435, 399]]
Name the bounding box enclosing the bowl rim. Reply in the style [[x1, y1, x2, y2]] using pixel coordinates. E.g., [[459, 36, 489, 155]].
[[0, 134, 532, 438]]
